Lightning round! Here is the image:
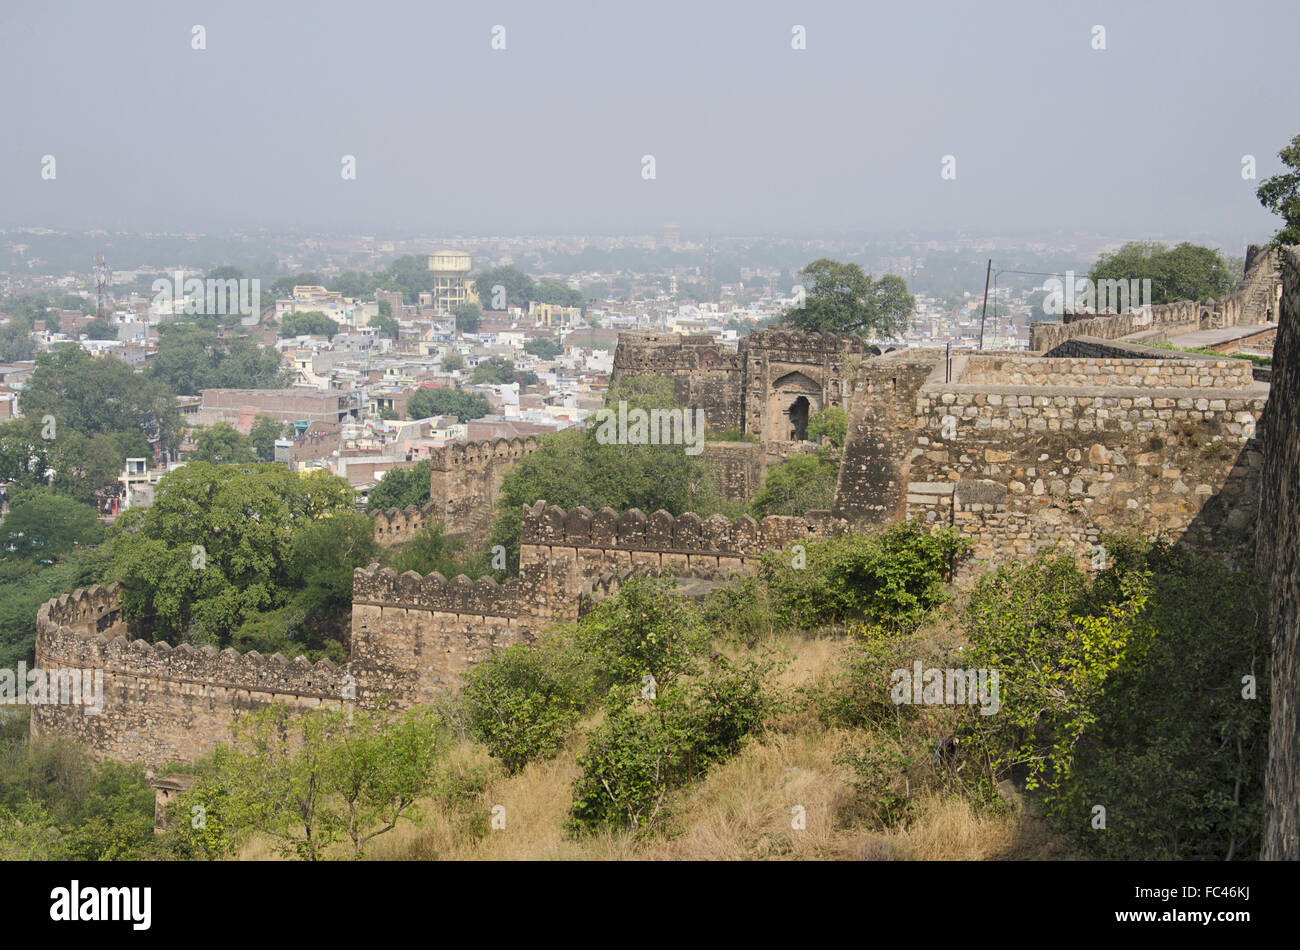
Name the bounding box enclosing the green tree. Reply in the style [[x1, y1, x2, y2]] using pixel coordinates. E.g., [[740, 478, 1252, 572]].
[[536, 280, 583, 309], [105, 464, 357, 645], [367, 460, 431, 511], [441, 349, 465, 372], [806, 406, 847, 447], [1088, 242, 1237, 306], [249, 415, 285, 461], [471, 357, 536, 386], [370, 312, 400, 340], [782, 259, 914, 338], [150, 322, 288, 395], [406, 388, 490, 422], [1257, 133, 1300, 245], [1, 488, 103, 559], [750, 453, 838, 517], [19, 347, 179, 453], [759, 522, 970, 631], [524, 338, 562, 360], [0, 318, 35, 362], [204, 705, 463, 860], [460, 636, 595, 773], [81, 318, 117, 340], [0, 419, 138, 504], [384, 521, 489, 578], [193, 423, 255, 463], [278, 310, 338, 339], [452, 302, 481, 334], [472, 266, 535, 311]]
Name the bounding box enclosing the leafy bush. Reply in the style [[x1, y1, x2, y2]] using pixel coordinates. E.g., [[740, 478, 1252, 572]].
[[806, 406, 847, 448], [567, 577, 779, 835], [750, 453, 838, 517], [760, 522, 970, 631], [460, 636, 596, 774], [961, 540, 1271, 860], [568, 659, 775, 835], [700, 575, 777, 647], [575, 575, 706, 690]]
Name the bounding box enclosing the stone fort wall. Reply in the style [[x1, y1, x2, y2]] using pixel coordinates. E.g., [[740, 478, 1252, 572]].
[[31, 585, 350, 766], [370, 436, 539, 546], [1257, 245, 1300, 860], [1029, 246, 1282, 352], [611, 328, 871, 444], [832, 350, 1266, 578]]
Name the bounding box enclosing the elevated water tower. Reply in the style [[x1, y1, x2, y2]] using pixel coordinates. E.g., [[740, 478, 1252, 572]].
[[427, 250, 472, 313]]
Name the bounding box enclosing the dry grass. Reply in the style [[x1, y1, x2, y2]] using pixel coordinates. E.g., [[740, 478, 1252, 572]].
[[237, 630, 1072, 862]]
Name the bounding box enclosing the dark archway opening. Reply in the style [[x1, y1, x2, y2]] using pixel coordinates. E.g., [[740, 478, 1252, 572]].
[[788, 396, 810, 441]]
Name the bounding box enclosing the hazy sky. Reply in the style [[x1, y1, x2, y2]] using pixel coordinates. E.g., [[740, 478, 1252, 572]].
[[2, 0, 1296, 242]]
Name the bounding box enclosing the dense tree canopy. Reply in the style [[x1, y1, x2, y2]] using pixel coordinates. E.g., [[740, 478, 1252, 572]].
[[149, 322, 288, 396], [278, 311, 337, 339], [1, 488, 103, 560], [488, 376, 726, 571], [366, 460, 431, 511], [19, 347, 179, 453], [471, 266, 534, 311], [369, 312, 400, 340], [406, 388, 490, 422], [470, 357, 537, 387], [192, 422, 255, 463], [0, 418, 143, 504], [105, 464, 359, 652], [451, 302, 481, 334], [782, 259, 913, 339], [1088, 242, 1239, 306], [524, 338, 562, 360]]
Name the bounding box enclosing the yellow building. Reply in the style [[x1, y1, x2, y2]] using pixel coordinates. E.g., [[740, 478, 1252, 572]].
[[529, 301, 581, 327]]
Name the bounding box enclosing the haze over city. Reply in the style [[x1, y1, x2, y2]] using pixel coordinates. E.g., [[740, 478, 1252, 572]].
[[2, 0, 1297, 243]]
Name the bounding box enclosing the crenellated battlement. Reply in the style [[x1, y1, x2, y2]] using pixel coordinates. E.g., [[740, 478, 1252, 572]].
[[428, 436, 538, 470], [37, 583, 127, 639], [351, 565, 523, 616]]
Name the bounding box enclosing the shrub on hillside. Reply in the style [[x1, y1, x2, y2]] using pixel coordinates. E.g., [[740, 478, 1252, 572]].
[[760, 522, 970, 631], [460, 635, 596, 774], [961, 539, 1270, 860], [568, 659, 776, 835]]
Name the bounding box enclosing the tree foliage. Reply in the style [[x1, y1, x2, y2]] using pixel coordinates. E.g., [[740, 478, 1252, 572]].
[[1088, 242, 1238, 306], [406, 388, 490, 423], [782, 259, 913, 338], [180, 705, 477, 860], [472, 266, 535, 311], [759, 522, 970, 631], [1, 488, 102, 559], [366, 459, 431, 511], [750, 452, 838, 518], [105, 463, 358, 651], [192, 422, 255, 463], [149, 322, 288, 396], [1257, 133, 1300, 246], [278, 310, 338, 339]]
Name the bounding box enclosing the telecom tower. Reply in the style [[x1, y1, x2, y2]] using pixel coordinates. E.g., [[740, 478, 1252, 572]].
[[94, 251, 112, 319], [704, 234, 713, 306]]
